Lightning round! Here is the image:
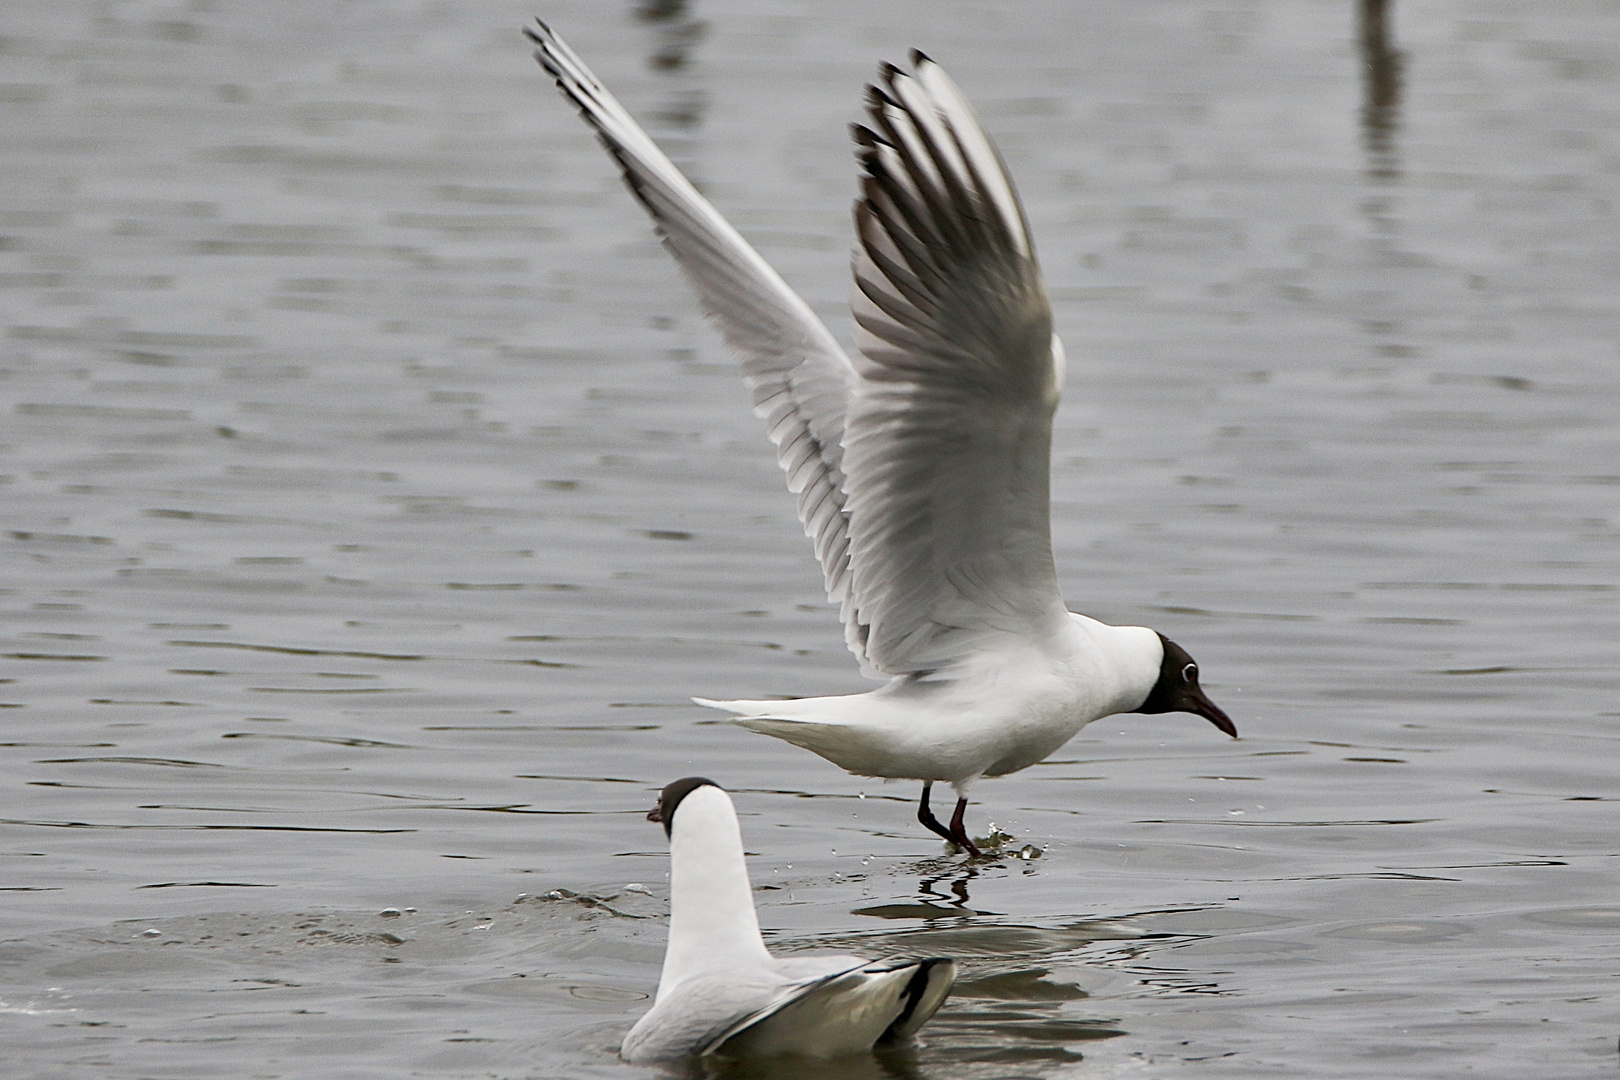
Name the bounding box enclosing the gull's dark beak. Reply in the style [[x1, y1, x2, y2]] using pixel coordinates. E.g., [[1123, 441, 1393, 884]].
[[1188, 686, 1238, 738], [646, 803, 664, 824]]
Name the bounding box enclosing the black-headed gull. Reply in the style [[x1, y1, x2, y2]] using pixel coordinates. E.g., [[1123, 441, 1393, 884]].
[[621, 777, 956, 1062], [527, 22, 1236, 857]]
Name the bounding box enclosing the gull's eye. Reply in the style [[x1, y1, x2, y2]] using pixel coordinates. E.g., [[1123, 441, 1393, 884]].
[[1182, 663, 1197, 682]]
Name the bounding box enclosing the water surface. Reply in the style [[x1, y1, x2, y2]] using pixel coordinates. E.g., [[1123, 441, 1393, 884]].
[[2, 1, 1618, 1076]]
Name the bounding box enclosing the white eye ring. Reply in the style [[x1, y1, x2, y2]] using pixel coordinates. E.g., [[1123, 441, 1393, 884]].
[[1182, 663, 1197, 681]]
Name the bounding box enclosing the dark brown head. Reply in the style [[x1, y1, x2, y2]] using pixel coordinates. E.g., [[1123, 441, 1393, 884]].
[[646, 776, 720, 838], [1136, 635, 1237, 737]]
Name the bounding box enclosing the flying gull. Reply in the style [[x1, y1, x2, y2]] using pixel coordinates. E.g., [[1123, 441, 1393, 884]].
[[526, 21, 1237, 856]]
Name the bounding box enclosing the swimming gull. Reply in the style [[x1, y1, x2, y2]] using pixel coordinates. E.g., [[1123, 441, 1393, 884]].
[[527, 21, 1237, 857], [620, 777, 956, 1063]]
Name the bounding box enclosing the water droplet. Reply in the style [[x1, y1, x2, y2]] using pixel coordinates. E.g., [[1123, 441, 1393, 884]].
[[140, 928, 161, 938], [379, 907, 402, 918], [623, 882, 651, 895]]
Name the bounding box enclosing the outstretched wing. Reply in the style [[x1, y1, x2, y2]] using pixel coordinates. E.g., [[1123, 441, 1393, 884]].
[[526, 21, 863, 654], [839, 54, 1070, 674]]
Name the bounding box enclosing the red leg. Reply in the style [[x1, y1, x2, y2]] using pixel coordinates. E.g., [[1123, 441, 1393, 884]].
[[919, 783, 979, 855]]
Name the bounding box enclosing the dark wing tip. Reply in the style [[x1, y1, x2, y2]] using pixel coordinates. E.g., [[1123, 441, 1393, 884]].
[[909, 48, 932, 68], [523, 22, 565, 80], [522, 17, 553, 50], [880, 956, 956, 1044], [865, 81, 900, 112]]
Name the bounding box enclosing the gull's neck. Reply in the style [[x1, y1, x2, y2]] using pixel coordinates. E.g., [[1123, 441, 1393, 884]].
[[658, 786, 772, 999], [1066, 614, 1167, 714]]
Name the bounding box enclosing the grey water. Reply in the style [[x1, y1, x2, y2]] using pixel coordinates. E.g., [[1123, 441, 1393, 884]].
[[2, 0, 1618, 1076]]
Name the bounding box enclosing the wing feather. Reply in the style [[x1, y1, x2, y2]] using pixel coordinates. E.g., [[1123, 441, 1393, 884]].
[[840, 54, 1069, 673], [530, 25, 1069, 677], [700, 958, 955, 1058], [526, 21, 864, 654]]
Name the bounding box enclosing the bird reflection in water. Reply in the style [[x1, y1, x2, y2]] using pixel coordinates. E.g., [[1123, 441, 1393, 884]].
[[850, 867, 983, 921], [685, 1038, 929, 1080], [918, 868, 978, 912], [1358, 0, 1404, 182], [638, 0, 706, 72], [1355, 0, 1416, 364]]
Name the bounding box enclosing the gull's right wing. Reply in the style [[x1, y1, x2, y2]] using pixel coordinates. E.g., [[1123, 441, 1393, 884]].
[[526, 21, 864, 654]]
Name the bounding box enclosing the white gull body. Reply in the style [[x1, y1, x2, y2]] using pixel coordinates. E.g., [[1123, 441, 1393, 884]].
[[703, 613, 1163, 782], [622, 778, 955, 1063], [527, 22, 1235, 854]]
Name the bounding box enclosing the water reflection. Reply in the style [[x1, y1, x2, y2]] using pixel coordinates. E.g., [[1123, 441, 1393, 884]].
[[1354, 0, 1416, 363], [783, 900, 1225, 1070], [853, 868, 982, 919], [1357, 0, 1404, 181], [6, 1, 1619, 1075], [638, 0, 687, 20], [636, 0, 709, 199], [689, 1047, 927, 1080], [640, 0, 708, 72], [919, 869, 976, 911]]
